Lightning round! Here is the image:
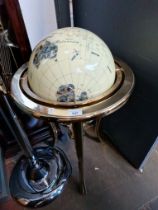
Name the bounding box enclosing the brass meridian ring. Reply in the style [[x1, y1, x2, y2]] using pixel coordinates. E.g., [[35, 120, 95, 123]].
[[11, 58, 135, 122], [21, 65, 123, 108]]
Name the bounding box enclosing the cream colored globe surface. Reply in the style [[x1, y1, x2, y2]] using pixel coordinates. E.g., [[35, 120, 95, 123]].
[[28, 27, 116, 104]]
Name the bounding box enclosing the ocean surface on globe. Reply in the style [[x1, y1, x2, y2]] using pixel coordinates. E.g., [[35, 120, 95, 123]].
[[28, 27, 116, 104]]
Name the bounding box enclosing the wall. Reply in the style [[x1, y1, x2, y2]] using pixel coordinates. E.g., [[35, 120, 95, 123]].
[[19, 0, 57, 49], [73, 0, 158, 168]]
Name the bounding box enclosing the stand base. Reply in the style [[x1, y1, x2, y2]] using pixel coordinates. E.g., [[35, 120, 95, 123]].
[[9, 146, 71, 208]]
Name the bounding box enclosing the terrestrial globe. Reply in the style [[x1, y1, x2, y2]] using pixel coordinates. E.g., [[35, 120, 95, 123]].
[[28, 27, 116, 105], [9, 26, 135, 208]]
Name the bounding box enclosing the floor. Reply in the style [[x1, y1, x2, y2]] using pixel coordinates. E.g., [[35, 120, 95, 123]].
[[1, 131, 158, 210]]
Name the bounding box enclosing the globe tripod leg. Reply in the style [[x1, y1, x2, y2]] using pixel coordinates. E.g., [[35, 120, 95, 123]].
[[72, 121, 87, 194], [84, 116, 104, 143]]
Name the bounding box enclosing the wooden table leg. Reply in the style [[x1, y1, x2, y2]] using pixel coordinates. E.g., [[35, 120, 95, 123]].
[[72, 121, 87, 194]]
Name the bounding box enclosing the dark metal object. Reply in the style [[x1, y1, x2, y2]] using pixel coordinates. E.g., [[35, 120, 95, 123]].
[[10, 146, 71, 207], [0, 77, 71, 207], [1, 93, 36, 160], [72, 122, 86, 194]]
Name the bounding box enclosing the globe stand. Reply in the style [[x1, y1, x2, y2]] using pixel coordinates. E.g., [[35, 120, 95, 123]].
[[11, 58, 135, 197]]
